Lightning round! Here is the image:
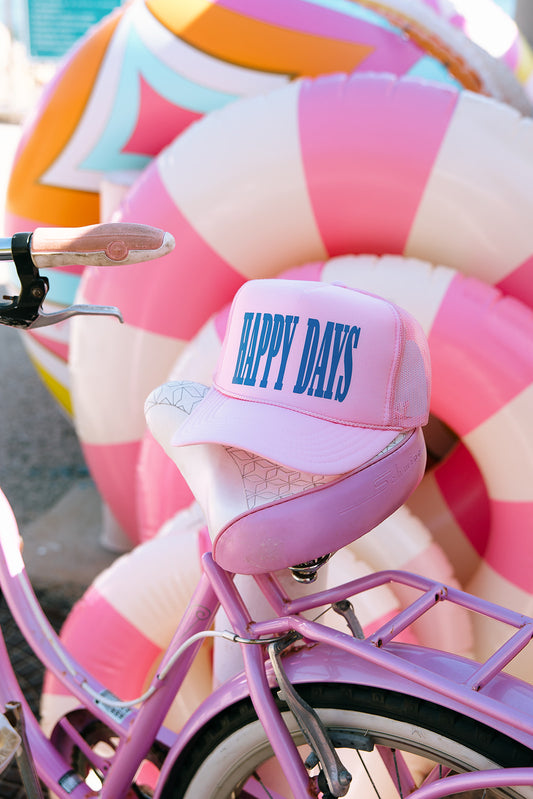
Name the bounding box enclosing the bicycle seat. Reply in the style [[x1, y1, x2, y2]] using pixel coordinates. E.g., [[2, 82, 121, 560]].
[[145, 380, 426, 574]]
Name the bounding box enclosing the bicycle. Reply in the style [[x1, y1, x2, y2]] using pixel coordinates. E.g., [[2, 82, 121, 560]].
[[0, 222, 533, 799]]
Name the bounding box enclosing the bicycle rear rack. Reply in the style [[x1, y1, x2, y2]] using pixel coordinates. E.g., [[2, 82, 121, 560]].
[[249, 566, 533, 743], [281, 568, 533, 688], [364, 571, 533, 691], [254, 567, 533, 799]]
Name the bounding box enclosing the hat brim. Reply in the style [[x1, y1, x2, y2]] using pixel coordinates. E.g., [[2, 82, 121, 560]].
[[171, 387, 406, 475]]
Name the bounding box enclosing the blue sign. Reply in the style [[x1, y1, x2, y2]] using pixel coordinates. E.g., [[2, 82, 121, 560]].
[[26, 0, 121, 59]]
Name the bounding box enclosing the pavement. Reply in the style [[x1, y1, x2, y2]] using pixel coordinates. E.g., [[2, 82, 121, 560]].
[[0, 121, 118, 602]]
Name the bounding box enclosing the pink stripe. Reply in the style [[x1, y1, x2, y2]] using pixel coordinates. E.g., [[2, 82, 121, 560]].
[[218, 0, 375, 34], [484, 500, 533, 593], [434, 443, 490, 556], [500, 34, 520, 71], [429, 274, 533, 435], [281, 261, 324, 282], [299, 73, 458, 256], [28, 330, 68, 362], [123, 75, 203, 157], [137, 434, 195, 543], [82, 165, 245, 340], [4, 211, 48, 236], [43, 587, 160, 698], [82, 440, 140, 541], [496, 254, 533, 308]]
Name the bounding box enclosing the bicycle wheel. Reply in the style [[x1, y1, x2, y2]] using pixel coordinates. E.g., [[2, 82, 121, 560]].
[[160, 683, 533, 799]]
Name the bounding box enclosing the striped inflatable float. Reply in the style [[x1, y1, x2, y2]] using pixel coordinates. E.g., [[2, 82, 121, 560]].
[[136, 292, 488, 588], [7, 0, 510, 418], [71, 70, 533, 546], [138, 253, 533, 674], [44, 498, 469, 751], [302, 255, 533, 678], [48, 247, 533, 737], [41, 501, 429, 739]]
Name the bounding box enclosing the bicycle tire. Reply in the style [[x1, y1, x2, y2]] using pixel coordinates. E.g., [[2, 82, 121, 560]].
[[160, 682, 533, 799]]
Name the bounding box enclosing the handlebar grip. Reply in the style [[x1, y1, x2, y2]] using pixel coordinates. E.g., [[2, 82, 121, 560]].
[[30, 223, 175, 268]]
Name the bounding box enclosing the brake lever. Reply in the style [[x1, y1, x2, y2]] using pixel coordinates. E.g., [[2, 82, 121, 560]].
[[1, 223, 174, 329], [28, 304, 123, 329], [0, 232, 50, 328], [0, 232, 123, 329]]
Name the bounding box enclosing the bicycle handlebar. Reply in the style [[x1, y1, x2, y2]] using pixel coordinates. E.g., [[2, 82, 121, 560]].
[[0, 222, 175, 267], [0, 222, 175, 329]]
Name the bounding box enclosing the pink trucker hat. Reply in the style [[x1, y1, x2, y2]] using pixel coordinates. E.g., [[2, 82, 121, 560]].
[[172, 279, 431, 474]]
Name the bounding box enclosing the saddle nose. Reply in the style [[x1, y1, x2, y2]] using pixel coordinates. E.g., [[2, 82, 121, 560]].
[[144, 380, 339, 547]]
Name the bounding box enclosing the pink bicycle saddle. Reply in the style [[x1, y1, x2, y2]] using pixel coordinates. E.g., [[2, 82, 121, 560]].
[[145, 384, 426, 573], [213, 427, 426, 573]]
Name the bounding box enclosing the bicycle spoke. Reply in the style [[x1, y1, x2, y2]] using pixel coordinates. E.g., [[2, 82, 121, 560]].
[[376, 745, 417, 797], [419, 763, 452, 787]]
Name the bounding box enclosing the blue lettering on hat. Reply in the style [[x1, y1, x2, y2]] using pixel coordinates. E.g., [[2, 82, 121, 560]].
[[293, 318, 320, 395], [242, 312, 262, 385], [273, 314, 299, 390], [258, 314, 284, 388], [252, 312, 273, 384], [232, 312, 254, 385], [323, 323, 351, 399], [232, 312, 360, 401], [334, 325, 360, 402], [293, 318, 360, 402], [232, 312, 299, 390]]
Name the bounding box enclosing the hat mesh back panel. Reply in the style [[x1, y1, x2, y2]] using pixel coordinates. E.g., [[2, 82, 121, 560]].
[[392, 311, 431, 426]]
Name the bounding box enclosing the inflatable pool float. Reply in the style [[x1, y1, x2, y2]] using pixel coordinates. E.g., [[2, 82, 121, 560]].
[[135, 252, 533, 676], [284, 255, 533, 679], [46, 250, 533, 751], [69, 70, 533, 546], [41, 495, 461, 741], [48, 245, 533, 747], [5, 0, 530, 419], [136, 271, 487, 592]]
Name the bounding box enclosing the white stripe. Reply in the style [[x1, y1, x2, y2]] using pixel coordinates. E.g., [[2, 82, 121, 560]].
[[169, 316, 222, 383], [321, 255, 455, 335], [451, 0, 518, 58], [158, 80, 327, 276], [351, 505, 430, 566], [70, 314, 184, 444], [406, 91, 533, 284], [94, 528, 201, 646], [466, 562, 533, 682], [464, 382, 533, 502], [40, 694, 81, 737]]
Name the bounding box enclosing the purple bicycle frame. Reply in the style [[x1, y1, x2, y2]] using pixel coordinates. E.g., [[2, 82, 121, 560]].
[[2, 487, 533, 798]]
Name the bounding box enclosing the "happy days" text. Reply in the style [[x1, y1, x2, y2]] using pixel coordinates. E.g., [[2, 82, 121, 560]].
[[232, 312, 361, 402]]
